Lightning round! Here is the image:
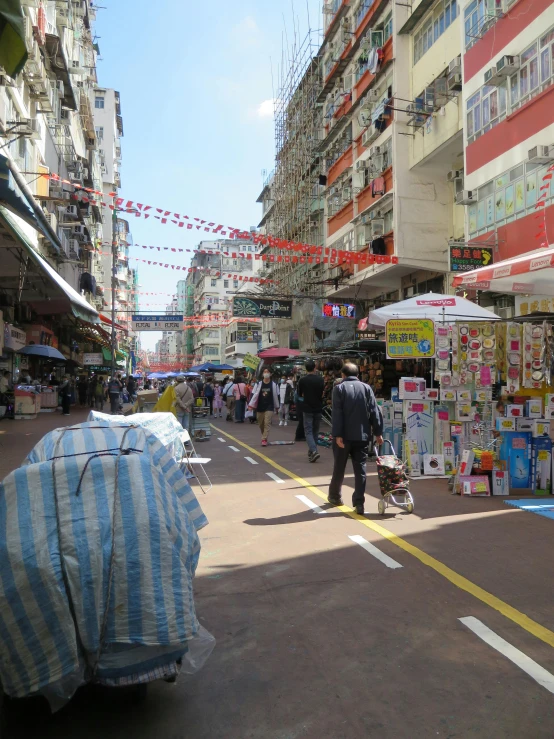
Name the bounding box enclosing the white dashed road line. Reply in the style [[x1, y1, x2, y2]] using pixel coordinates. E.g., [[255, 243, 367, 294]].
[[228, 446, 240, 452], [245, 457, 259, 465], [296, 494, 327, 514], [459, 617, 554, 694], [217, 437, 226, 442], [266, 472, 284, 484], [348, 534, 403, 569]]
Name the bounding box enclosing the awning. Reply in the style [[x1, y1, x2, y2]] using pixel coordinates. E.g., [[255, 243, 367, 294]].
[[0, 0, 28, 78], [0, 206, 99, 323], [452, 247, 554, 296], [102, 347, 126, 364], [0, 155, 39, 226], [99, 313, 126, 331]]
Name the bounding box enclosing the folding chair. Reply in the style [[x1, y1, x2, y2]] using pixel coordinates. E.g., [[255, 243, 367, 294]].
[[179, 429, 212, 493]]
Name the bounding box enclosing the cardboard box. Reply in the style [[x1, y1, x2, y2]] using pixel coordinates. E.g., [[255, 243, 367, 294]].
[[532, 419, 550, 438], [506, 404, 524, 418], [405, 439, 421, 477], [461, 475, 491, 497], [457, 389, 472, 402], [423, 454, 445, 475], [399, 378, 426, 400], [440, 388, 457, 402], [544, 408, 554, 420], [491, 470, 509, 496], [442, 441, 455, 475], [474, 389, 493, 403], [496, 417, 517, 432], [425, 388, 440, 401], [499, 432, 532, 489], [459, 449, 475, 476], [532, 437, 552, 495], [456, 402, 476, 422], [544, 393, 554, 409], [516, 418, 534, 433], [526, 399, 543, 418]]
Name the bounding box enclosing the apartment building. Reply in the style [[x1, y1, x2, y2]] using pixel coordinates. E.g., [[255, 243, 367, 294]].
[[460, 0, 554, 284]]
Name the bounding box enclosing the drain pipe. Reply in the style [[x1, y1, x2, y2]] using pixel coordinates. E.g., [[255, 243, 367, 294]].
[[0, 125, 62, 255]]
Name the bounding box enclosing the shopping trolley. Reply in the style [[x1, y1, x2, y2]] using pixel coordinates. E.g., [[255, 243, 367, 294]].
[[374, 440, 414, 515]]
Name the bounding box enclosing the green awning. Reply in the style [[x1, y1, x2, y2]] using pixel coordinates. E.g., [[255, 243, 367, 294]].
[[0, 0, 28, 78], [102, 347, 125, 364]]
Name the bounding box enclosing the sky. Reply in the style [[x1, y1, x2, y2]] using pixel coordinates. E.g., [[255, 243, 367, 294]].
[[94, 0, 322, 351]]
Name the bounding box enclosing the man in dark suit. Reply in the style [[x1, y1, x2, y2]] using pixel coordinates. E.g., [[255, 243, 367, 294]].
[[328, 362, 384, 515]]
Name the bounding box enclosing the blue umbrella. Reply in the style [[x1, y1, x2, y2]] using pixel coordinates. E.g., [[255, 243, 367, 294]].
[[18, 344, 66, 361]]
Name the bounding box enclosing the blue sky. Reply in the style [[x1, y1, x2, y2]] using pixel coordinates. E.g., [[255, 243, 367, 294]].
[[95, 0, 322, 350]]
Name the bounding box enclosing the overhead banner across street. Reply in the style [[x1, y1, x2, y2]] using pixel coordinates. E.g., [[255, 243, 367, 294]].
[[131, 315, 183, 331]]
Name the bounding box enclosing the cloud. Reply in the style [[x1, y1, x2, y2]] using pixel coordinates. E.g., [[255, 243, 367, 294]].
[[256, 99, 275, 119], [231, 15, 262, 48]]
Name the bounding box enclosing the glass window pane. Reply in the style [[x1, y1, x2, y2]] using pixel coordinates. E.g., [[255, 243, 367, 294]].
[[510, 164, 524, 181], [434, 19, 439, 41], [474, 104, 481, 132], [526, 172, 537, 207], [530, 57, 539, 90], [468, 204, 478, 233], [477, 200, 486, 229], [467, 90, 481, 108], [520, 66, 528, 97], [482, 95, 490, 125], [489, 90, 498, 119], [439, 13, 445, 34], [498, 84, 507, 114], [486, 195, 494, 225], [495, 190, 505, 220], [505, 184, 515, 216], [452, 0, 457, 20], [467, 111, 474, 138], [521, 43, 537, 63], [540, 47, 550, 82], [540, 29, 554, 47], [510, 75, 518, 105], [496, 174, 508, 189], [446, 5, 451, 26]]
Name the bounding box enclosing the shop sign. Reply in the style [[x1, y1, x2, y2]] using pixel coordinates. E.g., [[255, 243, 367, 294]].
[[289, 330, 300, 350], [385, 319, 435, 359], [84, 352, 104, 365], [356, 330, 377, 340], [322, 303, 355, 318], [449, 245, 493, 272], [4, 324, 26, 351], [232, 298, 292, 319], [515, 295, 554, 316], [131, 315, 183, 331], [243, 352, 261, 371]]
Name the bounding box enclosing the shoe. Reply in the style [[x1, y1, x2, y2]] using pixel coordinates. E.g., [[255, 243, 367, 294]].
[[309, 451, 320, 463], [327, 496, 343, 507], [284, 421, 288, 426], [354, 504, 365, 515], [261, 439, 268, 447], [279, 420, 283, 426]]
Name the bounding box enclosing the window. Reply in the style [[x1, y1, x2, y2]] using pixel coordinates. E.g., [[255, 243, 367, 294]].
[[466, 84, 506, 142], [95, 126, 104, 141], [384, 14, 393, 43], [414, 0, 457, 64], [94, 96, 105, 109], [211, 279, 217, 287], [233, 280, 239, 288], [224, 280, 229, 288]]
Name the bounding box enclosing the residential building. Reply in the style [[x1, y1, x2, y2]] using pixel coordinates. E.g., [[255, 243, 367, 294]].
[[224, 319, 262, 366], [460, 0, 554, 311]]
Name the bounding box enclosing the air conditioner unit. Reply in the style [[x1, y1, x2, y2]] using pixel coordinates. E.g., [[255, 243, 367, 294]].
[[72, 225, 86, 235], [368, 145, 381, 158], [447, 169, 461, 182], [44, 211, 57, 231], [63, 205, 79, 218], [69, 61, 85, 75], [362, 126, 379, 147], [449, 56, 461, 75], [358, 109, 372, 127], [355, 160, 367, 171], [447, 73, 462, 92], [69, 172, 83, 183], [82, 167, 89, 179], [66, 160, 82, 173], [528, 145, 553, 164], [68, 239, 81, 258], [498, 306, 514, 320], [496, 55, 520, 76], [371, 219, 385, 236], [456, 190, 475, 205]]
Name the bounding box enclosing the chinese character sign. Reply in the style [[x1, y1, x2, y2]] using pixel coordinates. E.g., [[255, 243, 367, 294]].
[[449, 245, 493, 272], [322, 303, 355, 318], [386, 319, 435, 359]]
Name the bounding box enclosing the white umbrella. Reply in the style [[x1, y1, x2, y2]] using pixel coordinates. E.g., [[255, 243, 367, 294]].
[[367, 293, 501, 327]]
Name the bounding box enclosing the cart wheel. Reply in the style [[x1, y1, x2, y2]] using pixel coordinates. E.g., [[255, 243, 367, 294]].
[[406, 502, 414, 514], [378, 499, 386, 516]]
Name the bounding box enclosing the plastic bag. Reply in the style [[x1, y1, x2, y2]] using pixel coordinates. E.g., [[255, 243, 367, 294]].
[[245, 409, 254, 419], [180, 625, 216, 675]]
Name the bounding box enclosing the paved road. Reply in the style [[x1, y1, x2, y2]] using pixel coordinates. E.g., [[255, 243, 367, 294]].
[[4, 414, 554, 738]]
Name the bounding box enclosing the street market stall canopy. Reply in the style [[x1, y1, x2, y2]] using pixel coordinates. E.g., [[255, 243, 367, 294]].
[[189, 363, 236, 372], [0, 207, 99, 323], [258, 347, 302, 359], [367, 293, 501, 327], [452, 247, 554, 295]]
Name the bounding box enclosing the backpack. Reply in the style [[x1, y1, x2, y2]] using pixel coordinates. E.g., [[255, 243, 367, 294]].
[[108, 379, 120, 394], [284, 383, 294, 404], [94, 381, 104, 398], [238, 383, 247, 402]]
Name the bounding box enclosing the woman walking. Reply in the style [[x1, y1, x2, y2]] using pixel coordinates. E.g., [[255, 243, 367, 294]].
[[248, 370, 280, 446], [233, 375, 248, 423], [278, 376, 294, 426], [213, 381, 224, 418]]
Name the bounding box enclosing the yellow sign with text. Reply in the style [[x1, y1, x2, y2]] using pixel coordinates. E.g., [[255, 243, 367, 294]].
[[243, 353, 261, 371], [386, 319, 435, 359]]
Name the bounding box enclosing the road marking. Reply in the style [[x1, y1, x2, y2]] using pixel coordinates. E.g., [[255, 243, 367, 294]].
[[211, 424, 554, 650], [266, 472, 284, 484], [459, 617, 554, 694], [349, 534, 403, 569], [217, 437, 226, 443], [228, 446, 239, 452], [245, 456, 259, 465], [296, 494, 327, 514]]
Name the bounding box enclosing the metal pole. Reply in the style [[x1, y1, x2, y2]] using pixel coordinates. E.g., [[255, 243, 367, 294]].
[[111, 200, 118, 380]]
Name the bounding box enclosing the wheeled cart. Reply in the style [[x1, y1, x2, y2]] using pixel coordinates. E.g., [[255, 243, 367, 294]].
[[374, 440, 414, 515], [191, 398, 211, 441]]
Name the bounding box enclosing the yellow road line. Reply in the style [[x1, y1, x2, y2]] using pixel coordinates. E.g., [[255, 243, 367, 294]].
[[212, 424, 554, 649]]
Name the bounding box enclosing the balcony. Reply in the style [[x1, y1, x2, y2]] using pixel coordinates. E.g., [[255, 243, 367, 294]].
[[357, 166, 393, 213], [327, 200, 354, 237], [44, 27, 78, 110], [328, 144, 353, 186], [354, 36, 394, 101]]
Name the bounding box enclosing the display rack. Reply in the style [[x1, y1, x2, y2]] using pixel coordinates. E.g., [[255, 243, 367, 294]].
[[191, 398, 212, 441]]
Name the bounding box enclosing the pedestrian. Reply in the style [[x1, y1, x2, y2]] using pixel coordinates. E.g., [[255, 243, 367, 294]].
[[77, 375, 88, 408], [204, 377, 214, 415], [223, 377, 235, 421], [174, 374, 194, 431], [233, 375, 248, 423], [93, 375, 106, 411], [248, 369, 280, 446], [196, 375, 204, 397], [107, 374, 123, 414], [59, 375, 72, 416], [297, 359, 325, 462], [278, 375, 294, 426], [127, 374, 137, 401], [213, 381, 224, 418], [327, 362, 384, 514], [144, 377, 151, 390]]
